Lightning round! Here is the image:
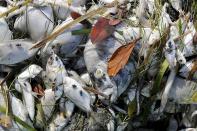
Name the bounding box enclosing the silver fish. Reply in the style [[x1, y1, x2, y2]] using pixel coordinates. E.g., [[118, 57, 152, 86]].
[[49, 113, 68, 131], [59, 98, 75, 118], [20, 81, 35, 121], [84, 37, 136, 102], [164, 38, 177, 69], [18, 64, 43, 82], [45, 53, 67, 89], [167, 77, 197, 104], [61, 76, 91, 112], [0, 18, 12, 42], [15, 64, 43, 120], [0, 39, 38, 65], [14, 5, 54, 41], [43, 16, 84, 57], [41, 89, 56, 121], [183, 21, 197, 57], [10, 93, 32, 130]]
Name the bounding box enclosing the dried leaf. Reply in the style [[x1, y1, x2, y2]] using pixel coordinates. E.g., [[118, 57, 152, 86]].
[[70, 12, 81, 20], [33, 84, 45, 97], [107, 38, 141, 76], [90, 17, 114, 43], [108, 19, 121, 25], [0, 115, 12, 128]]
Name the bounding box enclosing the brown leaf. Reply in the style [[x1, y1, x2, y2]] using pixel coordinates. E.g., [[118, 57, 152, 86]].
[[90, 17, 114, 43], [108, 19, 121, 25], [0, 115, 12, 128], [33, 84, 45, 97], [71, 12, 81, 20], [107, 38, 141, 76], [70, 12, 88, 25]]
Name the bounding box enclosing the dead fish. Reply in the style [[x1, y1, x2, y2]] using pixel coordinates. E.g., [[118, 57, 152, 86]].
[[43, 16, 84, 57], [45, 53, 67, 88], [14, 5, 54, 41], [167, 77, 197, 104], [56, 76, 92, 112], [183, 21, 197, 57], [164, 38, 177, 69], [10, 93, 32, 130], [49, 113, 69, 131], [18, 64, 43, 82], [0, 18, 12, 42], [0, 39, 38, 65], [181, 105, 197, 128], [113, 24, 156, 57], [84, 37, 136, 102], [59, 98, 75, 118], [64, 100, 75, 118], [87, 108, 115, 131], [15, 65, 43, 120], [20, 81, 35, 121], [80, 73, 93, 87], [169, 0, 182, 12], [41, 89, 56, 121], [176, 49, 186, 65]]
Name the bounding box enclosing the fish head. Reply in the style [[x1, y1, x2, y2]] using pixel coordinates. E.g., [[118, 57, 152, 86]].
[[47, 53, 64, 69], [89, 62, 117, 102]]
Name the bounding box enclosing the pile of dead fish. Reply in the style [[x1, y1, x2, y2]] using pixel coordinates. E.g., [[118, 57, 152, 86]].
[[0, 0, 197, 130]]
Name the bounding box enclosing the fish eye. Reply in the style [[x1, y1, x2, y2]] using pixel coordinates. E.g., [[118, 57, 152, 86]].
[[95, 69, 104, 79]]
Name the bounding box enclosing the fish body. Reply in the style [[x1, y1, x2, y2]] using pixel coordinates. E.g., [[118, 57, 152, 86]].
[[62, 76, 91, 112], [84, 37, 136, 102], [0, 39, 38, 65], [14, 5, 54, 41]]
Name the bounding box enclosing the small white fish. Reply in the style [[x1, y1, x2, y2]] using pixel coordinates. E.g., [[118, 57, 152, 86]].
[[14, 5, 54, 41], [43, 16, 84, 57], [164, 38, 177, 69], [0, 18, 12, 42], [10, 93, 32, 129], [41, 89, 56, 121], [61, 76, 92, 112], [15, 64, 42, 121], [18, 64, 43, 82], [59, 98, 75, 118], [49, 113, 68, 131], [176, 49, 186, 65], [45, 53, 67, 88], [183, 21, 197, 57], [65, 100, 75, 118], [80, 73, 93, 86], [169, 0, 182, 12], [0, 39, 38, 65], [20, 81, 35, 121]]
